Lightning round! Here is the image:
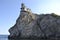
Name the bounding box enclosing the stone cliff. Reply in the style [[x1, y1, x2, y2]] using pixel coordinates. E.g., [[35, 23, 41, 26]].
[[8, 3, 60, 39]]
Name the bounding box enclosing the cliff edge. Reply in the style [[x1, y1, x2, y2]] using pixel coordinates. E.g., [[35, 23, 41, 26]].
[[8, 3, 60, 39]]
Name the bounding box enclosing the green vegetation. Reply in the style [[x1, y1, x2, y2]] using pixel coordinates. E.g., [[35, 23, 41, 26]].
[[51, 13, 60, 18]]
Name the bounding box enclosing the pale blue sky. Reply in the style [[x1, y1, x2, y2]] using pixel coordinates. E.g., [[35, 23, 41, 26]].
[[0, 0, 60, 35]]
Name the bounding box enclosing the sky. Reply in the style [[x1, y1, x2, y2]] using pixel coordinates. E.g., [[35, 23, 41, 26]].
[[0, 0, 60, 35]]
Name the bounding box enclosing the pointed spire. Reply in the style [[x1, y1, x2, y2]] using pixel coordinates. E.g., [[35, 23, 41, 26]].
[[21, 3, 25, 9]]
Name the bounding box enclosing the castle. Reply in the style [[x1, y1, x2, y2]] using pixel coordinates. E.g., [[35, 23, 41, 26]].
[[21, 3, 31, 13]]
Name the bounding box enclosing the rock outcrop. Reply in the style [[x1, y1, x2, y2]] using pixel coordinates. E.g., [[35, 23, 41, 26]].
[[8, 3, 60, 39]]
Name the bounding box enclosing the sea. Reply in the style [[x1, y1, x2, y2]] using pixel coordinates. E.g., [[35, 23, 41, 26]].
[[0, 35, 60, 40], [0, 35, 8, 40]]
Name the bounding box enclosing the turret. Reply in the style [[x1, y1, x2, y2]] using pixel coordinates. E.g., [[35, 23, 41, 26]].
[[21, 3, 27, 12]]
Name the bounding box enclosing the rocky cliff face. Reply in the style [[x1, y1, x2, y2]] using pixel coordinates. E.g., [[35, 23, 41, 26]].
[[9, 3, 60, 38]]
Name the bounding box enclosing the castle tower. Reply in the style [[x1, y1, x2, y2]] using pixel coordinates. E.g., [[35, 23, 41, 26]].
[[21, 3, 27, 12]]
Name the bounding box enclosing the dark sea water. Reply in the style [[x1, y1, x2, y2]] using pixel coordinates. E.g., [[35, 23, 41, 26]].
[[0, 35, 60, 40], [0, 35, 8, 40]]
